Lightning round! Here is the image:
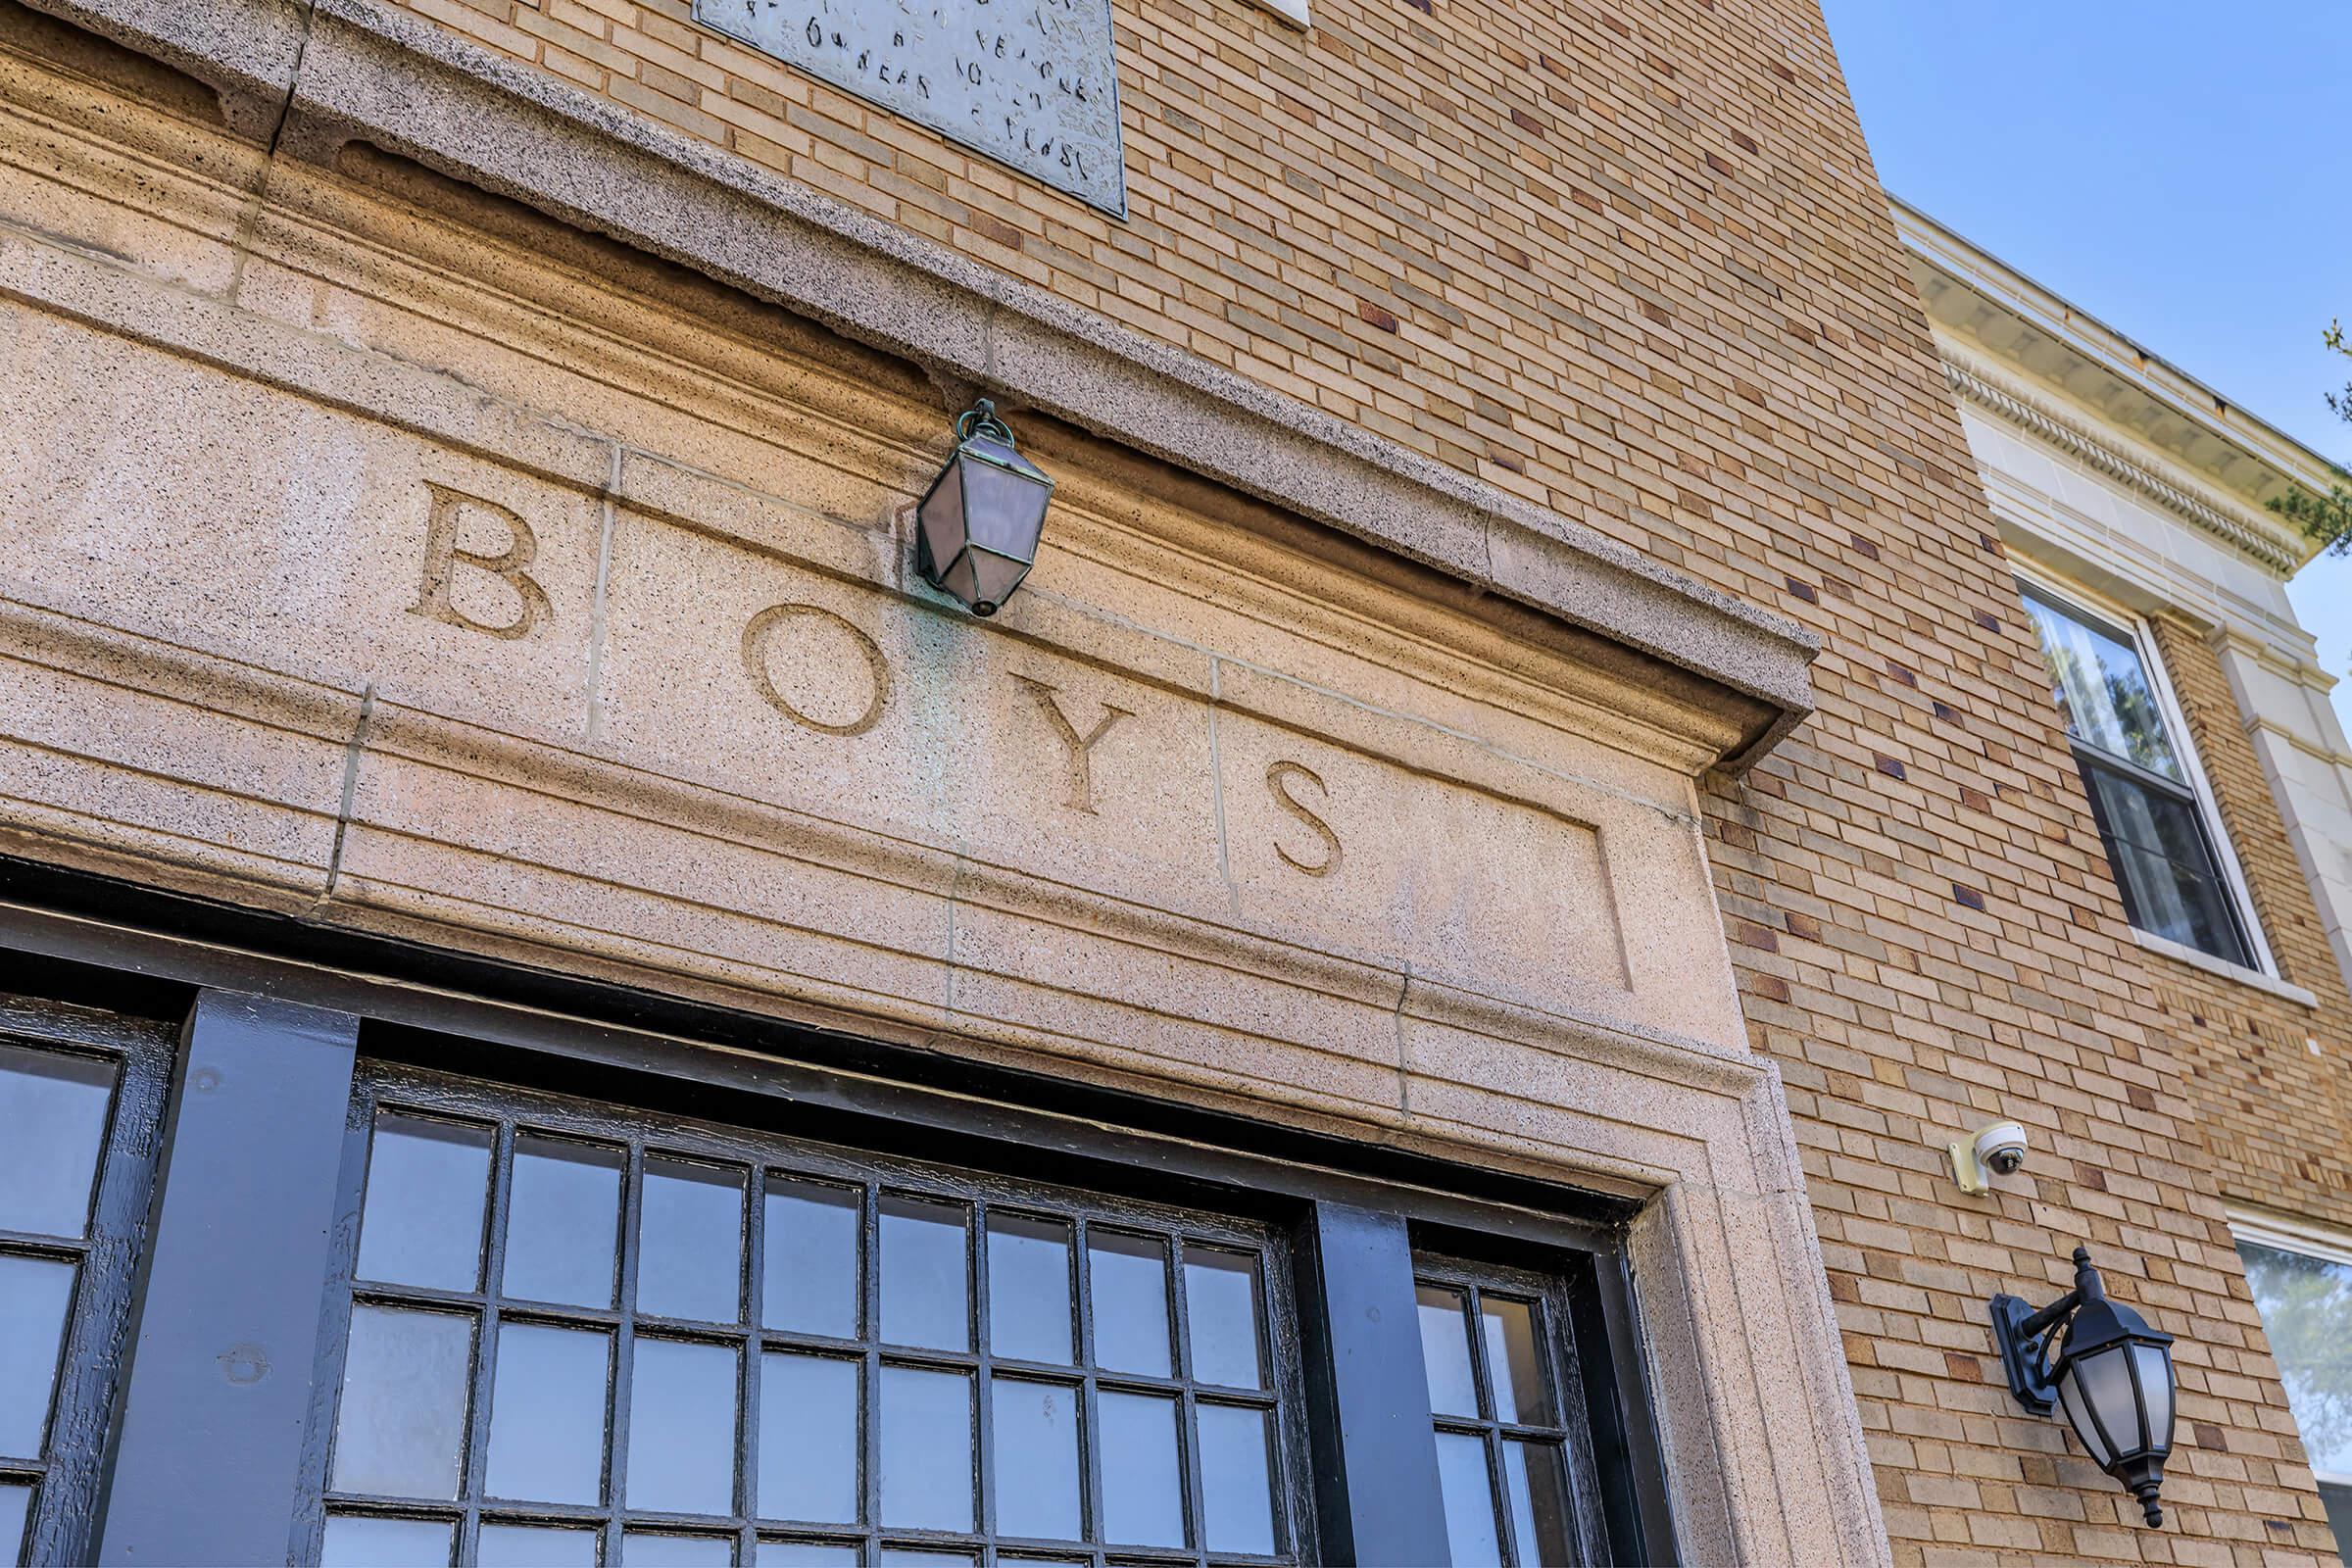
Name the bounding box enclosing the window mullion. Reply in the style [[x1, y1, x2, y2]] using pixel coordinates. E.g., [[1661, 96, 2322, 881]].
[[740, 1163, 766, 1559], [606, 1142, 645, 1562], [94, 990, 362, 1567], [1288, 1200, 1449, 1566]]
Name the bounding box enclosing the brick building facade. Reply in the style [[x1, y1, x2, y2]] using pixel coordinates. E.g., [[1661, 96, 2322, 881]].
[[0, 0, 2342, 1564]]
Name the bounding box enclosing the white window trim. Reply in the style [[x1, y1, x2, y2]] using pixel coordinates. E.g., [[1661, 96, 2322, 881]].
[[2013, 564, 2279, 980], [2229, 1208, 2352, 1487], [1238, 0, 1310, 25]]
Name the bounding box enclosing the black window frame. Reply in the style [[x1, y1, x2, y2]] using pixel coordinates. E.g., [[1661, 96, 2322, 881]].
[[308, 1059, 1317, 1566], [1412, 1252, 1613, 1567], [0, 858, 1683, 1568], [0, 989, 173, 1568]]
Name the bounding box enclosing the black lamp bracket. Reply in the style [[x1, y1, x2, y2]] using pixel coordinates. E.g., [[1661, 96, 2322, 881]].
[[956, 399, 1018, 446], [1988, 1289, 2073, 1413]]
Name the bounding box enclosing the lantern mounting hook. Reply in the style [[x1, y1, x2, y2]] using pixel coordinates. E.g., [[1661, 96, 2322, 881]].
[[956, 398, 1018, 445]]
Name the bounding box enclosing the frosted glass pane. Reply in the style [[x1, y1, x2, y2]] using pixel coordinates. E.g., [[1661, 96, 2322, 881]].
[[478, 1524, 599, 1567], [1097, 1391, 1184, 1547], [2057, 1360, 2116, 1469], [879, 1198, 967, 1351], [1199, 1401, 1276, 1554], [1416, 1285, 1478, 1418], [991, 1378, 1080, 1539], [486, 1322, 610, 1504], [640, 1160, 744, 1323], [330, 1306, 472, 1499], [1184, 1249, 1262, 1390], [0, 1045, 113, 1242], [1087, 1231, 1170, 1377], [628, 1339, 738, 1515], [763, 1179, 859, 1338], [878, 1365, 972, 1531], [505, 1136, 623, 1309], [2133, 1344, 2175, 1449], [987, 1215, 1072, 1365], [760, 1353, 858, 1523], [321, 1514, 455, 1567], [357, 1114, 491, 1293]]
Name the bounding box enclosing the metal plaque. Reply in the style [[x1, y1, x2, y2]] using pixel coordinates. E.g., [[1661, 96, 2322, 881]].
[[695, 0, 1128, 215]]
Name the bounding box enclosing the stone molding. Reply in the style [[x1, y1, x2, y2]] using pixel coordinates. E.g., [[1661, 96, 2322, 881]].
[[1941, 350, 2304, 576], [19, 0, 1816, 773]]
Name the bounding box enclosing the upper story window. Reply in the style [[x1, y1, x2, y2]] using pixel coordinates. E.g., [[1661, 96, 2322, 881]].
[[2232, 1220, 2352, 1561], [2018, 580, 2264, 970]]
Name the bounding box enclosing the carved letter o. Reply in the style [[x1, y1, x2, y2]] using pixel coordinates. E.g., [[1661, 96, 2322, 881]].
[[740, 603, 893, 738]]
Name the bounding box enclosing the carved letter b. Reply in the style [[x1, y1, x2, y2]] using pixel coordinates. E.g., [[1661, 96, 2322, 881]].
[[411, 483, 553, 640]]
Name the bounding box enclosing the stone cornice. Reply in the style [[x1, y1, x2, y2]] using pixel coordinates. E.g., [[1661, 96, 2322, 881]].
[[1940, 352, 2304, 577], [19, 0, 1817, 772], [1896, 198, 2347, 553]]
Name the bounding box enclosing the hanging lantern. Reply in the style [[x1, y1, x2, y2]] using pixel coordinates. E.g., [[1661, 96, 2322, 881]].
[[914, 399, 1055, 616], [1990, 1246, 2179, 1526]]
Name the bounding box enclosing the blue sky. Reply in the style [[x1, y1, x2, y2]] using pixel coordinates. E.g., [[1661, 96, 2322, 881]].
[[1818, 0, 2352, 733]]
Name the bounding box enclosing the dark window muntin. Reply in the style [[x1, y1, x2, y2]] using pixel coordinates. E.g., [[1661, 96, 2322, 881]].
[[2016, 581, 2260, 969], [0, 878, 1680, 1565], [1412, 1252, 1612, 1567], [305, 1061, 1313, 1567], [0, 990, 172, 1568]]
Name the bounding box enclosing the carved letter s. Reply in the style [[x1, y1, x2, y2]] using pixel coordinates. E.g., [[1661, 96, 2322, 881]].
[[741, 603, 893, 737], [410, 482, 553, 640], [1265, 760, 1342, 877]]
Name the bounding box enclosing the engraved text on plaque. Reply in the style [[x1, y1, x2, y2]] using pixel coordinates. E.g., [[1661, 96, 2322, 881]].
[[694, 0, 1128, 214]]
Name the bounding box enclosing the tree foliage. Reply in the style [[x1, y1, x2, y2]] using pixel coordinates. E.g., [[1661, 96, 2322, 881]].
[[2267, 320, 2352, 557]]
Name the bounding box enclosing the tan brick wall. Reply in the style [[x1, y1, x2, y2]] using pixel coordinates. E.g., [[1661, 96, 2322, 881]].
[[2144, 615, 2352, 1230], [279, 0, 2346, 1560]]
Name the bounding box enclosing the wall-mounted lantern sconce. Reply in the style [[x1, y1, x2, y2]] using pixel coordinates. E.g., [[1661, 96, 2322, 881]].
[[915, 399, 1055, 616], [1990, 1246, 2178, 1526]]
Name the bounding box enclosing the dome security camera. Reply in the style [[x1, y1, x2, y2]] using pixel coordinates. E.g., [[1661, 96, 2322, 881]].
[[1949, 1120, 2029, 1195]]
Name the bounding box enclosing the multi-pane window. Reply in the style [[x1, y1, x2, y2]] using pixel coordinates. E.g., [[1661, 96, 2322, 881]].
[[313, 1066, 1303, 1567], [2234, 1228, 2352, 1561], [0, 999, 169, 1568], [1415, 1256, 1605, 1567], [2019, 583, 2259, 968]]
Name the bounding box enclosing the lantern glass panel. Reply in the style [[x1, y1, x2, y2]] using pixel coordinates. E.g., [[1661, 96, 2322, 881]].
[[919, 461, 970, 571], [2132, 1344, 2174, 1450], [939, 552, 981, 612], [2056, 1368, 2109, 1467], [958, 448, 1051, 561], [968, 550, 1030, 612], [2060, 1345, 2133, 1465]]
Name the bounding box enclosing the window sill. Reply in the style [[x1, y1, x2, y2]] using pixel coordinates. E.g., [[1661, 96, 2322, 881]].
[[1240, 0, 1310, 26], [2131, 928, 2318, 1009]]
